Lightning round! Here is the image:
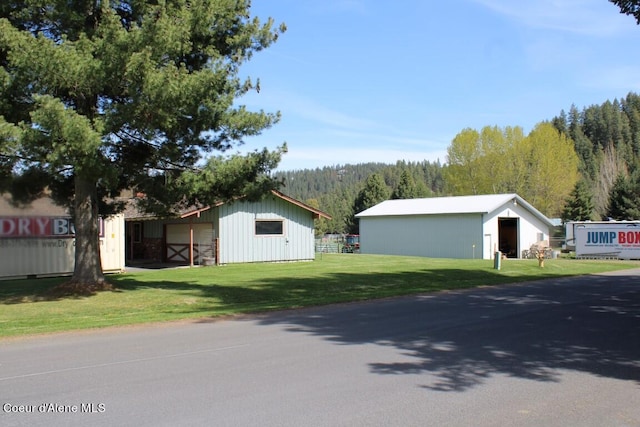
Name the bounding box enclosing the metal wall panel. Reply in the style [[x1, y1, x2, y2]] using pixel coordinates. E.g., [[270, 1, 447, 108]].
[[360, 202, 552, 260], [483, 203, 551, 258], [218, 195, 315, 264], [360, 214, 483, 259], [141, 220, 164, 239]]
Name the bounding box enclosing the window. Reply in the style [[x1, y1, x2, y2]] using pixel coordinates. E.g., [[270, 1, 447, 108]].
[[255, 220, 283, 235]]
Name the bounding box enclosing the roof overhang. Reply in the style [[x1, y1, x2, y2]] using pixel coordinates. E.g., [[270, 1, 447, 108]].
[[270, 190, 332, 220], [180, 206, 211, 219], [124, 190, 332, 221]]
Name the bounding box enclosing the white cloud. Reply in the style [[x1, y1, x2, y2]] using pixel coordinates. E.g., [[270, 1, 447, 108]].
[[327, 123, 446, 144], [470, 0, 635, 36], [242, 88, 381, 131], [240, 87, 454, 170]]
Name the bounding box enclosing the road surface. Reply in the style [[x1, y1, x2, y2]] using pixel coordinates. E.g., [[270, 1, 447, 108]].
[[1, 269, 639, 426]]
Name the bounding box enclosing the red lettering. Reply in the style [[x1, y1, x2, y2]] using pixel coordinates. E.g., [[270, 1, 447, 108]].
[[619, 231, 640, 245], [0, 218, 36, 236], [0, 218, 17, 236], [0, 217, 73, 237]]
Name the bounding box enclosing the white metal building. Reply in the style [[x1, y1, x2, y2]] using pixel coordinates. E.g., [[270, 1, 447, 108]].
[[355, 194, 555, 259], [0, 196, 125, 279], [125, 190, 331, 265]]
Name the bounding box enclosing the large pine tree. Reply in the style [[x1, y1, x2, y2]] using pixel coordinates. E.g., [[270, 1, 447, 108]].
[[610, 0, 640, 24], [0, 1, 286, 291]]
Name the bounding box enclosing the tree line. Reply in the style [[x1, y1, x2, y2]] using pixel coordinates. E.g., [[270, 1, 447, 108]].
[[277, 93, 640, 236], [553, 93, 640, 221]]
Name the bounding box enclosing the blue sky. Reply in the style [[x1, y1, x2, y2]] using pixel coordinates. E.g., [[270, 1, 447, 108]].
[[236, 0, 640, 171]]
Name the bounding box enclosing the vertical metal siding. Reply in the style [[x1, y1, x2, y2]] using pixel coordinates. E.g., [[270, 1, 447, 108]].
[[218, 195, 315, 264], [141, 220, 164, 238], [513, 206, 550, 249], [359, 200, 552, 260], [0, 238, 74, 277], [360, 214, 483, 259], [484, 203, 551, 259]]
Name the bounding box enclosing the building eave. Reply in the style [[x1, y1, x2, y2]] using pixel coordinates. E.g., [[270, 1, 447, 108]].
[[123, 190, 332, 221], [270, 190, 332, 220]]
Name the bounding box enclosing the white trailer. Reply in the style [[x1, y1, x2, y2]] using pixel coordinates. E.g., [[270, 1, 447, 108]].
[[565, 221, 640, 259]]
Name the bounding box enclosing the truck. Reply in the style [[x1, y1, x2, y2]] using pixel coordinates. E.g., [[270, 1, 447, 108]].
[[341, 234, 360, 253], [564, 221, 640, 259]]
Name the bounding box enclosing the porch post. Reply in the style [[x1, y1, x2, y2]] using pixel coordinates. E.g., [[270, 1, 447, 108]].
[[189, 218, 194, 267]]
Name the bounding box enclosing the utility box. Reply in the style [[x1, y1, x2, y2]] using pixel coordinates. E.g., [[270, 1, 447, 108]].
[[494, 251, 502, 270]]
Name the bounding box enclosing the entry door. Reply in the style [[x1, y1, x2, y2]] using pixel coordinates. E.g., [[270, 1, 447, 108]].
[[483, 234, 492, 260]]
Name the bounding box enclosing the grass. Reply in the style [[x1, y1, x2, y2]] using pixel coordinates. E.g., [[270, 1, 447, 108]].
[[1, 254, 639, 338]]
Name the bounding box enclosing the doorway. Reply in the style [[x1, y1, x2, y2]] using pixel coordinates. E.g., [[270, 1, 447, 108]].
[[126, 221, 144, 261], [498, 218, 519, 258]]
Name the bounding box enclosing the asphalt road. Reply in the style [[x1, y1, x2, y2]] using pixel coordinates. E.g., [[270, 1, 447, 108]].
[[1, 269, 639, 427]]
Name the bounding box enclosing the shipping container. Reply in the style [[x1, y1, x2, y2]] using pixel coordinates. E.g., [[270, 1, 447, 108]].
[[0, 214, 125, 279]]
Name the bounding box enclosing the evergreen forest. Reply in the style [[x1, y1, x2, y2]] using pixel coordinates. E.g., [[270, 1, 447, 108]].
[[275, 92, 640, 235]]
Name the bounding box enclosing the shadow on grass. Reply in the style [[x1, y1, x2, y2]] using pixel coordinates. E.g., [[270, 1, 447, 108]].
[[0, 277, 75, 303], [2, 264, 639, 394], [0, 265, 537, 305], [87, 266, 583, 310], [0, 276, 128, 303]]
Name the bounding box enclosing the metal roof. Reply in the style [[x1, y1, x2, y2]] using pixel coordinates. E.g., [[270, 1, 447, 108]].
[[356, 193, 555, 227]]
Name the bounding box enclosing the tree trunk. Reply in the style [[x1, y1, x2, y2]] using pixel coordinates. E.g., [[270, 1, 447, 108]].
[[68, 175, 108, 290]]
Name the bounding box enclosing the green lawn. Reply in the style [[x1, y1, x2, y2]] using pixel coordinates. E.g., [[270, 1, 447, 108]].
[[1, 254, 639, 338]]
